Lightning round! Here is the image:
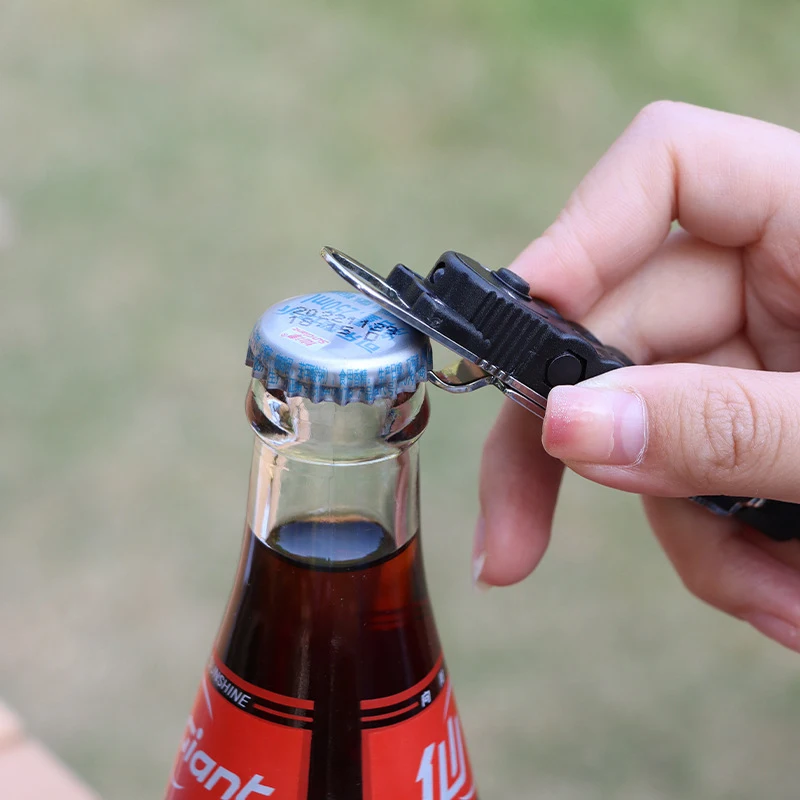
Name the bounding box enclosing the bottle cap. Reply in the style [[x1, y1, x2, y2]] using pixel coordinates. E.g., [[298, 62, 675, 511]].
[[246, 291, 432, 404]]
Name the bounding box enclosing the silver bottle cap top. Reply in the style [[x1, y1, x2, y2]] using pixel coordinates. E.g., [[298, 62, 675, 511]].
[[246, 291, 431, 404]]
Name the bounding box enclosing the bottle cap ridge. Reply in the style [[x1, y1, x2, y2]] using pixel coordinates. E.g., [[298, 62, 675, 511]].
[[246, 291, 431, 404]]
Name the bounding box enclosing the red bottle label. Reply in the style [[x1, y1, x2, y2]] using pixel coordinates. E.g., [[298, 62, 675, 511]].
[[165, 657, 312, 799], [361, 656, 477, 800], [166, 655, 476, 800]]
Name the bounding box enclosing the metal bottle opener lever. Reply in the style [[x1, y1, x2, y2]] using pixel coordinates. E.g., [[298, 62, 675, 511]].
[[321, 245, 800, 542]]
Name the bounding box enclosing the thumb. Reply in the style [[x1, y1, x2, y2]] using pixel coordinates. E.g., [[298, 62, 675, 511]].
[[541, 363, 800, 502]]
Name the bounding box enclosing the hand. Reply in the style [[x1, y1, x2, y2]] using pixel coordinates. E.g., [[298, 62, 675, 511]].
[[475, 101, 800, 653]]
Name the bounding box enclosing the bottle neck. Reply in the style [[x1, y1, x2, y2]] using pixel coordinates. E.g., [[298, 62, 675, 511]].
[[244, 379, 429, 563]]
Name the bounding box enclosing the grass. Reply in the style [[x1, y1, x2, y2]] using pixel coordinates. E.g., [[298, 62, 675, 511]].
[[3, 1, 800, 798]]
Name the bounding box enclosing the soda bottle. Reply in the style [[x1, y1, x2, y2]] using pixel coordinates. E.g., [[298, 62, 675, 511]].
[[164, 290, 478, 800]]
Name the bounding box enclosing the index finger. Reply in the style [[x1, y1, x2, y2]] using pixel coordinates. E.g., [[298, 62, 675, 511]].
[[511, 101, 800, 318]]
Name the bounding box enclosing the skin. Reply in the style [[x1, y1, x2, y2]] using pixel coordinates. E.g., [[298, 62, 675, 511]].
[[474, 101, 800, 653]]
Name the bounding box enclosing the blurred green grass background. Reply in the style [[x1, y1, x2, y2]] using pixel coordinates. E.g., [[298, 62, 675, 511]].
[[3, 1, 800, 798]]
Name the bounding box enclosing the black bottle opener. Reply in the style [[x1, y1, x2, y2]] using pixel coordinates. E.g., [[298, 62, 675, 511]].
[[321, 246, 800, 542]]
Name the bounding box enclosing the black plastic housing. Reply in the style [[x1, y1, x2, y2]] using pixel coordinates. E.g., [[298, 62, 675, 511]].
[[385, 251, 633, 398]]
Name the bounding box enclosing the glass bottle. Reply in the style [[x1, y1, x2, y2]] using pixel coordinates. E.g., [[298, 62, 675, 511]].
[[164, 291, 478, 800]]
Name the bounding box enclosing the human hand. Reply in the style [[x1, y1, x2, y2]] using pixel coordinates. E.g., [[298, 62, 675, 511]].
[[475, 101, 800, 652]]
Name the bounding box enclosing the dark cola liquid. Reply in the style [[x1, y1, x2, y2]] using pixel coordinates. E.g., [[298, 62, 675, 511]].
[[214, 516, 442, 800]]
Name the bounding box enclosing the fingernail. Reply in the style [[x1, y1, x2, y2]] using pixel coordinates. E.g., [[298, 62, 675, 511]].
[[472, 517, 490, 590], [743, 613, 800, 652], [543, 386, 646, 466]]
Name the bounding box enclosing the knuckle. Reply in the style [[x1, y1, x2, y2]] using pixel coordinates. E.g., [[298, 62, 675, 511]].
[[675, 536, 740, 610], [630, 100, 680, 132], [678, 553, 719, 605], [679, 377, 769, 486]]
